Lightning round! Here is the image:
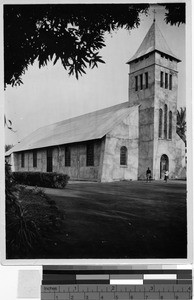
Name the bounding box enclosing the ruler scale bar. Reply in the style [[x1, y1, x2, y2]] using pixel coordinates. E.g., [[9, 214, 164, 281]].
[[43, 269, 192, 275], [42, 269, 192, 300]]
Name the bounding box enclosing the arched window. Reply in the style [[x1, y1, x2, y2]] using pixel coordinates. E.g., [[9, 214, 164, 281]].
[[164, 104, 168, 139], [120, 146, 127, 166], [169, 111, 172, 139], [159, 108, 163, 138]]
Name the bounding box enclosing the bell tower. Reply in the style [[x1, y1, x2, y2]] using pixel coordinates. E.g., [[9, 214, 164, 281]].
[[127, 20, 181, 179]]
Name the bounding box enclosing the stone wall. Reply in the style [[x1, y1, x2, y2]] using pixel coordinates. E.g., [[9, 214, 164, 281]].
[[52, 141, 102, 181], [129, 53, 155, 179], [153, 53, 179, 179], [101, 107, 139, 182], [128, 51, 183, 180], [12, 140, 102, 181]]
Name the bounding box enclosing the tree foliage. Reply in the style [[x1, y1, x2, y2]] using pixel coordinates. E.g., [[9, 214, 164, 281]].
[[5, 144, 13, 152], [4, 3, 185, 88], [4, 4, 148, 87], [162, 3, 185, 26], [177, 107, 186, 146]]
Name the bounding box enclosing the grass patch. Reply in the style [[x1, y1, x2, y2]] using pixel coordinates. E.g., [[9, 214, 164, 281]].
[[6, 181, 187, 259]]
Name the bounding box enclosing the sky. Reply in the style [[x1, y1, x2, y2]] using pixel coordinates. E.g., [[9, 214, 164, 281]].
[[4, 3, 186, 146]]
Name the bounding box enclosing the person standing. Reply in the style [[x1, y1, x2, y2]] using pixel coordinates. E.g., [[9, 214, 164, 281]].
[[146, 167, 151, 182], [164, 170, 169, 182]]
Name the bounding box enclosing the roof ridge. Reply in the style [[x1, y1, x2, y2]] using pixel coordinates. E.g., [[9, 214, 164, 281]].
[[5, 102, 139, 155]]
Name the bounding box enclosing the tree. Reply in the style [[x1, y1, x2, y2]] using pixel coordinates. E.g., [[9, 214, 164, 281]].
[[162, 3, 185, 26], [177, 107, 186, 147], [5, 144, 13, 152], [4, 3, 185, 88]]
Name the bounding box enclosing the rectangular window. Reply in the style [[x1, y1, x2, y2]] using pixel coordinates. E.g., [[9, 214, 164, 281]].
[[86, 143, 94, 166], [135, 76, 138, 91], [65, 146, 71, 167], [140, 74, 143, 90], [160, 71, 163, 87], [165, 73, 168, 89], [169, 74, 172, 90], [21, 152, 25, 168], [139, 74, 143, 90], [33, 150, 37, 168], [145, 72, 148, 89], [47, 148, 53, 172]]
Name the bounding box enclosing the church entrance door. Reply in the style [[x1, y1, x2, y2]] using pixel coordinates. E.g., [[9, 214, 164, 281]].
[[160, 154, 169, 179]]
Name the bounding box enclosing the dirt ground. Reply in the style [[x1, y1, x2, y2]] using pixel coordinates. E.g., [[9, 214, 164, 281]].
[[40, 180, 187, 259]]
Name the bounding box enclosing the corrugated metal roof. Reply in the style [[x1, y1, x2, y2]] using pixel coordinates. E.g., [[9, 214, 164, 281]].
[[127, 21, 181, 63], [6, 102, 138, 155]]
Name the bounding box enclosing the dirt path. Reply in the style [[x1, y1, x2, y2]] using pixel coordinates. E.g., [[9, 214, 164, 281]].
[[39, 180, 187, 259]]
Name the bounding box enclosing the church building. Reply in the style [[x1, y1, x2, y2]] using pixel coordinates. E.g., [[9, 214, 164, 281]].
[[5, 21, 185, 182]]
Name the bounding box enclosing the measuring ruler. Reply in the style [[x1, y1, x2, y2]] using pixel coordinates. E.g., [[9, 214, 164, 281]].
[[41, 267, 192, 299]]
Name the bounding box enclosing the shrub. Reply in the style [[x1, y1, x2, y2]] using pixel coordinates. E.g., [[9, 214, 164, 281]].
[[13, 171, 70, 189], [5, 162, 40, 257]]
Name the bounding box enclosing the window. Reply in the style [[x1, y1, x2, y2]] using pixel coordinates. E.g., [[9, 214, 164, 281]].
[[65, 146, 71, 167], [120, 146, 127, 166], [21, 152, 25, 168], [135, 76, 138, 91], [140, 74, 143, 90], [165, 73, 168, 89], [159, 108, 163, 138], [47, 148, 53, 172], [164, 104, 168, 139], [160, 71, 164, 87], [169, 111, 172, 139], [145, 72, 148, 89], [33, 150, 37, 168], [169, 74, 172, 90], [86, 143, 94, 166]]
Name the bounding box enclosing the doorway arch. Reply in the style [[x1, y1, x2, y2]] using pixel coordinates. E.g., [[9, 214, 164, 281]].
[[160, 154, 169, 179]]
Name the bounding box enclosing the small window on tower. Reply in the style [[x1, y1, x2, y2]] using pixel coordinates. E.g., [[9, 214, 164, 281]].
[[145, 72, 148, 89], [135, 76, 138, 91], [165, 73, 168, 89], [169, 74, 172, 90], [140, 74, 143, 90], [160, 71, 164, 87]]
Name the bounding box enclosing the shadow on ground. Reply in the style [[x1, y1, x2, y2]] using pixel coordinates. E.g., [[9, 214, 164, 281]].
[[36, 180, 187, 259]]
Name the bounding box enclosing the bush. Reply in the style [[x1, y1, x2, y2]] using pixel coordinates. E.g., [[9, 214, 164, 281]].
[[13, 172, 70, 189], [5, 162, 40, 257]]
